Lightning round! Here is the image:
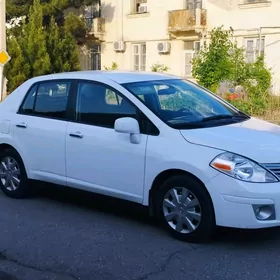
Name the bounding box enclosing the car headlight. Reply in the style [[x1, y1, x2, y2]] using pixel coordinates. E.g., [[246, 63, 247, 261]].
[[210, 152, 278, 183]]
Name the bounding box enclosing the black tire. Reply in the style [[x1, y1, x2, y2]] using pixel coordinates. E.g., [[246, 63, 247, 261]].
[[0, 147, 29, 198], [155, 174, 216, 243]]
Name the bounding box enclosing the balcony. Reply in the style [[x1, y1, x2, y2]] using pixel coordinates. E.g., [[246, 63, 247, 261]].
[[168, 9, 207, 33], [85, 17, 106, 41]]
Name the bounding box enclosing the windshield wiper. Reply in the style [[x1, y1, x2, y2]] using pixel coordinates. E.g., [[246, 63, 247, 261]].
[[171, 114, 249, 129], [201, 115, 234, 122], [201, 114, 249, 122]]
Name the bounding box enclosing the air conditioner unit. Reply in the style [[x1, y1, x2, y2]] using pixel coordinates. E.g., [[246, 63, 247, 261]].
[[157, 42, 171, 54], [113, 41, 126, 52], [138, 4, 148, 13]]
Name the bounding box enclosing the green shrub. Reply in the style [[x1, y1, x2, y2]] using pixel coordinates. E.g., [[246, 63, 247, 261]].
[[104, 62, 118, 70], [192, 26, 272, 116], [151, 63, 169, 72]]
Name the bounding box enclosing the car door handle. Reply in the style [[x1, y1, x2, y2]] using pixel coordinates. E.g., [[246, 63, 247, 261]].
[[69, 131, 83, 139], [16, 122, 27, 128]]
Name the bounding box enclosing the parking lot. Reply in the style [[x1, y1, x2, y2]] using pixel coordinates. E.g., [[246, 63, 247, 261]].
[[0, 182, 279, 280]]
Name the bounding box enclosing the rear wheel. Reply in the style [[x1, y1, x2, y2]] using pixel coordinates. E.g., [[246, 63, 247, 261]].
[[155, 174, 216, 243], [0, 148, 29, 198]]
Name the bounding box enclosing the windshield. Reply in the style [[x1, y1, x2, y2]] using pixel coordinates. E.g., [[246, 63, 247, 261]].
[[122, 79, 249, 129]]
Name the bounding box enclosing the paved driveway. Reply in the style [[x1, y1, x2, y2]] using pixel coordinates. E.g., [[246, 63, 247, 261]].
[[0, 183, 279, 280]]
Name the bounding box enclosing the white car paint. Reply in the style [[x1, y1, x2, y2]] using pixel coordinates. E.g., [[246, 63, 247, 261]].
[[1, 70, 280, 232], [66, 121, 148, 203], [13, 115, 68, 185], [180, 117, 280, 163]]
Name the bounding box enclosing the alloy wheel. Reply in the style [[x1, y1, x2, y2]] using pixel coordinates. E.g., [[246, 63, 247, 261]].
[[0, 156, 21, 191], [163, 187, 202, 234]]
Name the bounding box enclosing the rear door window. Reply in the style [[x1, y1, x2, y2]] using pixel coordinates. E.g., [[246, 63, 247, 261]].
[[19, 80, 72, 120]]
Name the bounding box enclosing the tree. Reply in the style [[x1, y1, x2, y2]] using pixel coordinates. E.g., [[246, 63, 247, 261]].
[[192, 26, 272, 115], [64, 12, 87, 44], [46, 16, 63, 73], [21, 0, 51, 77], [7, 0, 100, 21], [240, 55, 272, 113], [58, 30, 81, 72], [6, 0, 31, 20], [5, 0, 81, 92], [192, 26, 233, 92], [227, 42, 248, 87], [46, 17, 80, 73], [7, 0, 101, 42], [3, 36, 30, 93]]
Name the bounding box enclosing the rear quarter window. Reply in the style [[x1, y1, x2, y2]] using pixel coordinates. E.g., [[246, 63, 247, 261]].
[[19, 84, 38, 114]]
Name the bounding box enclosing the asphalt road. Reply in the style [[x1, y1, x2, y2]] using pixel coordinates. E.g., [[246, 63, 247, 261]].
[[0, 183, 279, 280]]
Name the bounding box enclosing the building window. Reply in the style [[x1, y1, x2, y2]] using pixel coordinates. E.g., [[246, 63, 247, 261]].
[[133, 43, 146, 71], [84, 2, 101, 30], [194, 41, 201, 51], [90, 45, 101, 70], [79, 45, 101, 71], [184, 52, 195, 77], [186, 0, 202, 9], [131, 0, 148, 14], [183, 41, 200, 77], [184, 40, 200, 51], [245, 37, 265, 63]]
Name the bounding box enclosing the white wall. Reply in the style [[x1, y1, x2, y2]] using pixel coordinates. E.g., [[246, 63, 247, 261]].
[[101, 0, 187, 73], [102, 40, 185, 76], [101, 0, 280, 93], [102, 0, 184, 42]]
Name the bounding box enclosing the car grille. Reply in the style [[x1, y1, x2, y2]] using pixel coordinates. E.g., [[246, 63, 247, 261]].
[[262, 163, 280, 179]]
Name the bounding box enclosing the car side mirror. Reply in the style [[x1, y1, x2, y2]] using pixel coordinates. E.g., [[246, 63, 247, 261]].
[[114, 117, 141, 144]]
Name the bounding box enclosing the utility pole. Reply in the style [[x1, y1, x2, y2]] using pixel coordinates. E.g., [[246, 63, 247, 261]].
[[0, 0, 6, 100]]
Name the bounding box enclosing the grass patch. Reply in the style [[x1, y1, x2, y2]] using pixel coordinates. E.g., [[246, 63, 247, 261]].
[[252, 96, 280, 124]]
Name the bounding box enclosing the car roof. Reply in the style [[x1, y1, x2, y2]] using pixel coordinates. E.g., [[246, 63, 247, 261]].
[[28, 70, 180, 84]]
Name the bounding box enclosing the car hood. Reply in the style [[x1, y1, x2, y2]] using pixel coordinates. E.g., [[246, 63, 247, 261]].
[[180, 117, 280, 163]]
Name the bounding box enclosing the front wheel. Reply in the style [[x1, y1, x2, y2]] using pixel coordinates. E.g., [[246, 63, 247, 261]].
[[0, 148, 29, 198], [155, 174, 216, 243]]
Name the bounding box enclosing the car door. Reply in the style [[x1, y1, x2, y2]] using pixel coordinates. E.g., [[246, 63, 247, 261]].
[[12, 80, 73, 186], [65, 80, 152, 203]]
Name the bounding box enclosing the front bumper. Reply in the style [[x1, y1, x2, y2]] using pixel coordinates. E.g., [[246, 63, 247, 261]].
[[207, 173, 280, 229]]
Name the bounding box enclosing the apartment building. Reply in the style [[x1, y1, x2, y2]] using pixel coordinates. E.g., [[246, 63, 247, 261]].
[[100, 0, 206, 78], [86, 0, 280, 94]]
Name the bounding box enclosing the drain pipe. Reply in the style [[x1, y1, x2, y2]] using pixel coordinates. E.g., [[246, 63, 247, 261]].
[[259, 27, 262, 56], [121, 0, 124, 41]]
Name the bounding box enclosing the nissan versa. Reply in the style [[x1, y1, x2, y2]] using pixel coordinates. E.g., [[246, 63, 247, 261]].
[[0, 70, 279, 243]]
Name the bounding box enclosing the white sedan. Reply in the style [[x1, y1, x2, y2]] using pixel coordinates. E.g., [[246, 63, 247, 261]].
[[0, 70, 280, 243]]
